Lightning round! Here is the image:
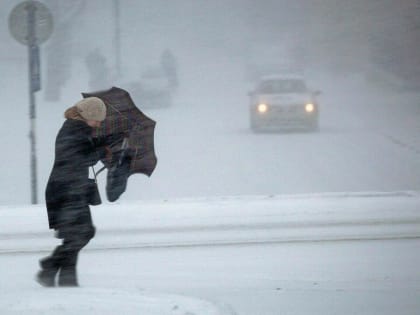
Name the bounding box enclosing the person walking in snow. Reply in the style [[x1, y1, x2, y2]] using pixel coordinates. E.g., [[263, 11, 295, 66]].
[[36, 97, 111, 287]]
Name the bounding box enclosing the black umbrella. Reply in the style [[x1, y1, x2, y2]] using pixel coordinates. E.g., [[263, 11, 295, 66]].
[[82, 86, 157, 201]]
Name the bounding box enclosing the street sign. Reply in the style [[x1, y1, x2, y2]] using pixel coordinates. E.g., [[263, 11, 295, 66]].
[[8, 1, 53, 46]]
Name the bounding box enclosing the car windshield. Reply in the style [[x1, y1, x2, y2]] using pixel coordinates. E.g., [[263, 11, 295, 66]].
[[258, 79, 307, 94]]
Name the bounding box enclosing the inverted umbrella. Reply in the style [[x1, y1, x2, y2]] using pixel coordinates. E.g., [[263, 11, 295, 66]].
[[82, 86, 157, 201]]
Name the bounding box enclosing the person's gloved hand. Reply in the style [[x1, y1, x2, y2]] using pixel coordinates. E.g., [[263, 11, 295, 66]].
[[104, 146, 113, 162], [104, 132, 127, 148]]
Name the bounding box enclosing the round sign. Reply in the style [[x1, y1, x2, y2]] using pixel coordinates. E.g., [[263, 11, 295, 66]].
[[8, 1, 53, 45]]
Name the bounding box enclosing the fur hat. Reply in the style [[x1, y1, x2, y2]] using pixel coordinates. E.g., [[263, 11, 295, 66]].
[[75, 97, 106, 121]]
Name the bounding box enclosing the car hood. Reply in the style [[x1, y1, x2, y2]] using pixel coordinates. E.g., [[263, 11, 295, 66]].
[[254, 93, 313, 105]]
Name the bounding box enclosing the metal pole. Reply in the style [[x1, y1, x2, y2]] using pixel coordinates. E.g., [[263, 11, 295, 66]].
[[27, 1, 38, 204], [29, 76, 37, 204], [114, 0, 121, 77]]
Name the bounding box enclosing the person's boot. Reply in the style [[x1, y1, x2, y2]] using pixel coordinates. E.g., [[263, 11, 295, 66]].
[[58, 266, 79, 287], [36, 256, 59, 287]]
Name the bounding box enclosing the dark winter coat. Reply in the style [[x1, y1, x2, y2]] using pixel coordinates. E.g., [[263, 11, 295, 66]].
[[45, 119, 107, 229]]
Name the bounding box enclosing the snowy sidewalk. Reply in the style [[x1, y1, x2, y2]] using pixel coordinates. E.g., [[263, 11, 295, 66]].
[[1, 191, 420, 254]]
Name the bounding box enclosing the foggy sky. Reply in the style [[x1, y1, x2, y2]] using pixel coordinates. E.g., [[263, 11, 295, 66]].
[[2, 1, 418, 83]]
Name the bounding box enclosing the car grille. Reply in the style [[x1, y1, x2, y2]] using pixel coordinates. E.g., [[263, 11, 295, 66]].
[[271, 105, 301, 114]]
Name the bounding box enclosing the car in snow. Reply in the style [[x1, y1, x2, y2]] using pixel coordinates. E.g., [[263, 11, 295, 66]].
[[249, 75, 321, 132], [123, 68, 174, 108]]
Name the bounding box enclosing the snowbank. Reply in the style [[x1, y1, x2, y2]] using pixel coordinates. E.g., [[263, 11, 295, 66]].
[[1, 191, 419, 254]]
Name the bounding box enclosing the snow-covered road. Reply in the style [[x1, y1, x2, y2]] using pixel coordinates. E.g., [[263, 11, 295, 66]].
[[1, 192, 419, 314], [119, 72, 420, 202], [2, 238, 419, 315], [1, 191, 420, 254]]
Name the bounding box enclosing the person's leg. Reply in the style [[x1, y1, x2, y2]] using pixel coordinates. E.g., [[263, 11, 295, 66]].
[[36, 248, 61, 287], [58, 210, 96, 287], [54, 236, 80, 286], [37, 206, 95, 287], [36, 230, 74, 287]]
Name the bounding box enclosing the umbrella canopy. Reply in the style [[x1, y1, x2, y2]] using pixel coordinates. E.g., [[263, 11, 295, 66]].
[[82, 87, 157, 202], [82, 86, 157, 177]]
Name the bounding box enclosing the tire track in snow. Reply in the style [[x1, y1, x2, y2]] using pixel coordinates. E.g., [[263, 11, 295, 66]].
[[1, 220, 420, 255]]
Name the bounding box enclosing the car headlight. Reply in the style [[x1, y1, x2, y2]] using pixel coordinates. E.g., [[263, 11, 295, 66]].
[[305, 103, 315, 113], [257, 103, 268, 113]]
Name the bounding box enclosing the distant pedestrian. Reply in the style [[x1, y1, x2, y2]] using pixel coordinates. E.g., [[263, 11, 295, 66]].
[[36, 97, 111, 287]]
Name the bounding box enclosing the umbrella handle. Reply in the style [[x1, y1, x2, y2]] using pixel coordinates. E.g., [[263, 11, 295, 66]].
[[95, 137, 129, 176], [118, 138, 130, 165], [121, 137, 129, 150]]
